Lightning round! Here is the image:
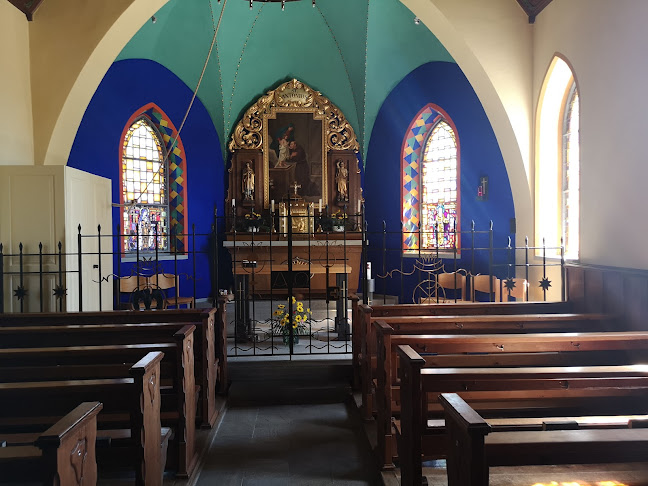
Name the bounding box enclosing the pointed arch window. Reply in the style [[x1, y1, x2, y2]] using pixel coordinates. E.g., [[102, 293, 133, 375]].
[[562, 84, 579, 260], [536, 56, 579, 259], [402, 105, 460, 252], [122, 118, 169, 252], [120, 103, 188, 255]]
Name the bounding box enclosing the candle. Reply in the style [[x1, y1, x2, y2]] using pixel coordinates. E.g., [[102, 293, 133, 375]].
[[318, 199, 322, 213], [271, 199, 275, 212], [232, 198, 236, 207], [357, 200, 361, 215]]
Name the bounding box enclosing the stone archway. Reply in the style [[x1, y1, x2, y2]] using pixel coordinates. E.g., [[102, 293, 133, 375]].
[[34, 0, 169, 167], [401, 0, 534, 241]]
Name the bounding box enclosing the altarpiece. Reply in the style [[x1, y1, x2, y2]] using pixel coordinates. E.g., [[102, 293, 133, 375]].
[[225, 79, 363, 302]]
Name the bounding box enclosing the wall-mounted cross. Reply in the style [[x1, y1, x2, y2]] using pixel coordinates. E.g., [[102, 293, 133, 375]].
[[292, 181, 302, 195]]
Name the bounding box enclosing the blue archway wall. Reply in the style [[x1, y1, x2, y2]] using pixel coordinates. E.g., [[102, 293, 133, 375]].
[[68, 59, 227, 303], [364, 62, 516, 302]]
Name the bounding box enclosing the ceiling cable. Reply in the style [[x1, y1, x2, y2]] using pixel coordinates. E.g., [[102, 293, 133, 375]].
[[125, 0, 228, 207]]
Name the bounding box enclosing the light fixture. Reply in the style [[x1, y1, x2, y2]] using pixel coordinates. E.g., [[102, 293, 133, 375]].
[[248, 0, 314, 9], [414, 16, 420, 25]]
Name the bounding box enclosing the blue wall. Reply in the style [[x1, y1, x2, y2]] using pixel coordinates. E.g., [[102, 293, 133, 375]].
[[68, 59, 227, 303], [364, 62, 515, 302]]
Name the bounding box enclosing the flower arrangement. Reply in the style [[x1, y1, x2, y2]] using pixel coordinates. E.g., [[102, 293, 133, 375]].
[[331, 210, 347, 231], [272, 296, 311, 344], [244, 210, 263, 231]]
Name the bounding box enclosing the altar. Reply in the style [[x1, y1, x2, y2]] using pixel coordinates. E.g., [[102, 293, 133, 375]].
[[224, 79, 363, 344]]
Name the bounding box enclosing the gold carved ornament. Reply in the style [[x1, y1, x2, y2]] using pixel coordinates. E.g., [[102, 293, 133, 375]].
[[229, 79, 359, 153]]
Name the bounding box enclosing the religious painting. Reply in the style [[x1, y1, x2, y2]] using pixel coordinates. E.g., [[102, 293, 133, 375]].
[[264, 111, 325, 205]]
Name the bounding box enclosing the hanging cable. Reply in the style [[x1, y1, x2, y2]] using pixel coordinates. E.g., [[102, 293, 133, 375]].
[[127, 0, 228, 206]]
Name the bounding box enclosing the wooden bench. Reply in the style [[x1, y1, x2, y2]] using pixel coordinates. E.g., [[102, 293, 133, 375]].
[[351, 298, 581, 417], [0, 303, 228, 427], [349, 293, 571, 389], [0, 401, 102, 486], [440, 392, 648, 486], [0, 351, 164, 486], [361, 312, 613, 419], [373, 325, 648, 469], [0, 325, 198, 478], [0, 306, 227, 428], [397, 344, 648, 484]]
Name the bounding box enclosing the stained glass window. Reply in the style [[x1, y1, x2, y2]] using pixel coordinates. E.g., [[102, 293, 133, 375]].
[[562, 84, 579, 259], [122, 118, 169, 252], [420, 121, 459, 250]]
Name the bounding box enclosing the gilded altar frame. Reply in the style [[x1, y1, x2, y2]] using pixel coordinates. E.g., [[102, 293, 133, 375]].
[[229, 79, 359, 210]]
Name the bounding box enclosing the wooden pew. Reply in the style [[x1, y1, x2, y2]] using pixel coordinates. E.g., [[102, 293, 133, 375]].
[[0, 401, 102, 486], [373, 324, 648, 469], [440, 392, 648, 486], [0, 352, 164, 486], [360, 312, 613, 420], [397, 345, 648, 485], [348, 293, 571, 389], [0, 325, 198, 479], [0, 308, 228, 427], [0, 305, 228, 423]]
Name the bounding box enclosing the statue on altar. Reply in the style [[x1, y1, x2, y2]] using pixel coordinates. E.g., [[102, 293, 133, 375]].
[[335, 159, 348, 202], [242, 162, 255, 201]]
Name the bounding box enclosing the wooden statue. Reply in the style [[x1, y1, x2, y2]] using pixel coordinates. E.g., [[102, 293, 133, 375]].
[[242, 162, 255, 201], [335, 159, 348, 202]]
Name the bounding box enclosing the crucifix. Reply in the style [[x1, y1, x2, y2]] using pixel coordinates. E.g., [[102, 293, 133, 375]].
[[292, 181, 302, 196]]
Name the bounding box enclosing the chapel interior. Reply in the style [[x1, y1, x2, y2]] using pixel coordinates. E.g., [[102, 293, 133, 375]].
[[2, 0, 648, 485]]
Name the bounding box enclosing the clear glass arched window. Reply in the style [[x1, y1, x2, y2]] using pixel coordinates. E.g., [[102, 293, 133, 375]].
[[420, 120, 459, 250], [562, 83, 579, 259], [121, 118, 169, 252], [536, 56, 579, 259]]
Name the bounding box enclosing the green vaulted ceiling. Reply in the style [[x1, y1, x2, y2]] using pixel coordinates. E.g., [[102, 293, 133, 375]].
[[116, 0, 455, 161]]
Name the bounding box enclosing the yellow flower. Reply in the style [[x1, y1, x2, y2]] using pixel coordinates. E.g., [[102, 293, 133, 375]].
[[297, 303, 304, 312], [295, 314, 303, 323], [291, 296, 296, 304], [278, 304, 285, 309]]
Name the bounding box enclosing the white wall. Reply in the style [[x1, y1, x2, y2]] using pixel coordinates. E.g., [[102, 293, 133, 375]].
[[534, 0, 648, 269], [0, 166, 111, 312], [64, 167, 112, 311], [0, 166, 65, 312], [0, 3, 33, 165]]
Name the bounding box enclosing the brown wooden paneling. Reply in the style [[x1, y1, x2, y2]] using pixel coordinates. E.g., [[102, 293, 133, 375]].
[[567, 263, 648, 332]]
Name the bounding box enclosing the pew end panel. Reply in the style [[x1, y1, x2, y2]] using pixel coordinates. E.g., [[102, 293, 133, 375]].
[[374, 320, 396, 468], [396, 345, 426, 486], [130, 351, 165, 486], [359, 304, 375, 420], [349, 292, 360, 390], [173, 325, 198, 479], [216, 298, 229, 396], [439, 393, 491, 486], [5, 401, 104, 486]]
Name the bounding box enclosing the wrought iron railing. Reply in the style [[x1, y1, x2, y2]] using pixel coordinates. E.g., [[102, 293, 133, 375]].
[[0, 207, 564, 357]]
